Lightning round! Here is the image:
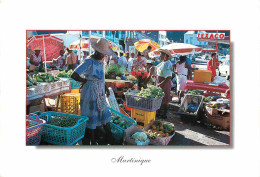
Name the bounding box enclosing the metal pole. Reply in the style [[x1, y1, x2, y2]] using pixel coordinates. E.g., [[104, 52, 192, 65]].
[[88, 31, 91, 56], [42, 35, 47, 73], [79, 31, 82, 63]]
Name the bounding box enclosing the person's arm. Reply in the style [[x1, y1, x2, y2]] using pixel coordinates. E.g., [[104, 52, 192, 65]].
[[71, 72, 87, 83], [185, 63, 194, 71], [144, 66, 155, 84], [158, 76, 171, 88]]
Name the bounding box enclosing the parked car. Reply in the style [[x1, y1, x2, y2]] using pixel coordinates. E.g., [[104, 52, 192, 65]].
[[218, 59, 230, 77]]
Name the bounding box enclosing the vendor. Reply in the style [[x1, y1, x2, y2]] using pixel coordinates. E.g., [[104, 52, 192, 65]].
[[207, 53, 220, 82], [131, 52, 146, 71], [55, 50, 66, 69], [71, 38, 114, 145], [66, 49, 78, 71], [150, 49, 173, 119], [173, 55, 194, 103], [29, 47, 43, 71]]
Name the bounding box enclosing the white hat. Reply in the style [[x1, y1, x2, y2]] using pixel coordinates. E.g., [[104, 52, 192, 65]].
[[158, 49, 172, 58], [90, 38, 113, 56]]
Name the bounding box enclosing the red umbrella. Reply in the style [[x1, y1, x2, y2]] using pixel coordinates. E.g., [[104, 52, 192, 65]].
[[27, 34, 64, 61]]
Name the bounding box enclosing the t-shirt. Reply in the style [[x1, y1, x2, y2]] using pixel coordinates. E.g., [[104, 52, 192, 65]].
[[186, 57, 192, 66], [118, 56, 128, 69], [156, 60, 173, 78]]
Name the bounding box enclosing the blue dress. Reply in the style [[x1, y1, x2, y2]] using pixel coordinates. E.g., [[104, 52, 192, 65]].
[[74, 57, 111, 129]]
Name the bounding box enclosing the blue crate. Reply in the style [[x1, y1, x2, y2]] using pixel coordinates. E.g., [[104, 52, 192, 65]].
[[69, 78, 81, 89], [35, 111, 88, 145], [108, 108, 137, 143]]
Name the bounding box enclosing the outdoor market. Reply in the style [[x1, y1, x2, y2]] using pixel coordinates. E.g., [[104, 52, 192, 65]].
[[26, 30, 231, 146]]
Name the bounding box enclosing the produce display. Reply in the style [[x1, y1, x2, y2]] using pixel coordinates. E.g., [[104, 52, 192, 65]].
[[186, 103, 199, 114], [57, 70, 73, 78], [33, 73, 60, 82], [147, 121, 174, 140], [27, 74, 37, 87], [131, 132, 148, 142], [47, 117, 78, 128], [111, 115, 130, 129], [187, 90, 203, 95], [105, 64, 126, 79], [204, 96, 216, 102], [136, 85, 165, 98]]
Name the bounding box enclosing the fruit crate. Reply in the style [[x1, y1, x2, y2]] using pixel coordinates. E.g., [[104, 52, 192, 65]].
[[131, 108, 156, 128], [26, 113, 46, 145], [108, 107, 137, 143], [60, 93, 81, 115], [178, 94, 204, 119], [124, 91, 163, 112], [34, 111, 88, 145]]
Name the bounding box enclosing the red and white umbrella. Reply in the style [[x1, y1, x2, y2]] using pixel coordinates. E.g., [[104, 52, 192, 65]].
[[151, 43, 202, 56]]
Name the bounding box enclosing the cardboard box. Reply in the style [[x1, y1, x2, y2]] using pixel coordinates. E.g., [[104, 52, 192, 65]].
[[205, 111, 230, 129], [194, 70, 212, 83]]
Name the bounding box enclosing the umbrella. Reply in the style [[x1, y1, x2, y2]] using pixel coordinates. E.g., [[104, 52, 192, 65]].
[[134, 39, 160, 52], [69, 38, 120, 52], [151, 43, 202, 56], [27, 34, 64, 72]]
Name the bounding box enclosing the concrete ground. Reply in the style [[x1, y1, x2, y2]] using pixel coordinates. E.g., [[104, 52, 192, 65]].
[[166, 103, 230, 146]]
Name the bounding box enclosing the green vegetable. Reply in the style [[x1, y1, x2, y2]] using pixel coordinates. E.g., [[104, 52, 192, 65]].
[[131, 132, 148, 141], [134, 85, 165, 99], [48, 117, 78, 128], [105, 64, 126, 78]]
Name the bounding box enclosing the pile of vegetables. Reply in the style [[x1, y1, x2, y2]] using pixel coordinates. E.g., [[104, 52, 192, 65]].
[[27, 74, 37, 87], [204, 96, 216, 102], [186, 103, 199, 114], [111, 115, 130, 129], [47, 117, 78, 128], [105, 64, 126, 79], [33, 73, 60, 82], [131, 132, 148, 142], [187, 90, 203, 95], [147, 121, 174, 140], [135, 85, 165, 99], [57, 70, 73, 78]]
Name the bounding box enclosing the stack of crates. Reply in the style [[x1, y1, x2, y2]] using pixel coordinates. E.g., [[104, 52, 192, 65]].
[[60, 93, 81, 115], [131, 108, 156, 128]]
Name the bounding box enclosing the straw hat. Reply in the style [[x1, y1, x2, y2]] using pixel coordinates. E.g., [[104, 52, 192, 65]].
[[90, 38, 113, 56], [158, 49, 172, 58], [34, 47, 42, 51]]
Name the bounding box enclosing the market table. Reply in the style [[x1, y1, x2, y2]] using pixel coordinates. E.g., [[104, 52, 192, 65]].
[[184, 80, 229, 93]]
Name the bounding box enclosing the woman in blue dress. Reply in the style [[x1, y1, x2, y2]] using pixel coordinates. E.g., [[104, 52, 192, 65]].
[[71, 38, 113, 145]]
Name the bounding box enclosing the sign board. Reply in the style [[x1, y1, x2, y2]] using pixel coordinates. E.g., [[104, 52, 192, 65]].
[[197, 33, 225, 40]]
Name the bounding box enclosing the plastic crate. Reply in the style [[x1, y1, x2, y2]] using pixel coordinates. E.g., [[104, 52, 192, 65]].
[[35, 111, 88, 145], [69, 78, 81, 89], [178, 94, 204, 119], [131, 108, 156, 128], [60, 93, 81, 115], [71, 88, 80, 93], [124, 91, 163, 112], [26, 113, 46, 145], [108, 107, 137, 143]]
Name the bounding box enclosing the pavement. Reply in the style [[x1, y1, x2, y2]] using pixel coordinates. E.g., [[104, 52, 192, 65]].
[[166, 102, 230, 146]]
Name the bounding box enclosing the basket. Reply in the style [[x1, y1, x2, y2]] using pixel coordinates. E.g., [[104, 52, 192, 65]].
[[143, 120, 175, 145], [178, 94, 204, 119], [108, 107, 137, 143], [69, 78, 81, 89], [124, 92, 163, 112], [35, 111, 88, 145], [123, 126, 150, 145], [26, 113, 46, 145]]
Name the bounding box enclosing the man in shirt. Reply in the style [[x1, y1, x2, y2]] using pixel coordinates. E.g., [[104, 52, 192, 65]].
[[66, 49, 78, 71], [142, 46, 152, 60], [127, 52, 135, 72], [207, 53, 220, 82], [118, 52, 128, 69], [54, 50, 66, 69]]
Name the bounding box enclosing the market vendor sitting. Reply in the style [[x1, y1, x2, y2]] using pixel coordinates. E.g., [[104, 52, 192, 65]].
[[207, 53, 220, 82], [71, 38, 114, 145], [29, 47, 43, 71]]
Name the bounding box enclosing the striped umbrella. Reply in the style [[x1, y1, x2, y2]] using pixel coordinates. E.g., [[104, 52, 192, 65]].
[[134, 39, 160, 52]]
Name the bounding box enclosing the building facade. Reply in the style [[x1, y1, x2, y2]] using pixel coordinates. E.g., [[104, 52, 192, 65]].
[[135, 31, 167, 47], [184, 31, 210, 48]]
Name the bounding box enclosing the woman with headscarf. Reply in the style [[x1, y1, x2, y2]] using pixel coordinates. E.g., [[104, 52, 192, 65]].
[[71, 38, 114, 145]]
